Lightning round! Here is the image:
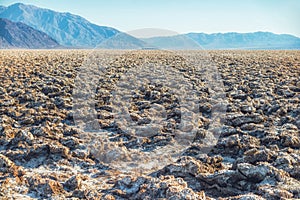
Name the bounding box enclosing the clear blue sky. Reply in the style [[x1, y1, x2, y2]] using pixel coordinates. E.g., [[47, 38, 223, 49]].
[[1, 0, 300, 37]]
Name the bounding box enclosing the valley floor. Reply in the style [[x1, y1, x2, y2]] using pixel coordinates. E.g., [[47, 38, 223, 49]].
[[0, 50, 299, 199]]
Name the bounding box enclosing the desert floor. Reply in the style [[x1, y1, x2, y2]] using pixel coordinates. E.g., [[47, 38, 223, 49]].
[[0, 50, 299, 199]]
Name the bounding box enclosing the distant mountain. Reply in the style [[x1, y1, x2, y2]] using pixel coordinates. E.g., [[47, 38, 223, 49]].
[[0, 18, 59, 49], [0, 3, 120, 48], [1, 3, 299, 49], [142, 35, 200, 50], [143, 32, 300, 50], [96, 32, 150, 49]]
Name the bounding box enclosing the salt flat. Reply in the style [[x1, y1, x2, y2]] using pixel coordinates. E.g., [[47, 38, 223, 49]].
[[0, 50, 299, 199]]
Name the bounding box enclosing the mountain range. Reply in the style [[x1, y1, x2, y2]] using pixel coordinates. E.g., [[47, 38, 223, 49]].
[[0, 18, 59, 49], [0, 3, 119, 47], [142, 32, 300, 50], [1, 3, 300, 49]]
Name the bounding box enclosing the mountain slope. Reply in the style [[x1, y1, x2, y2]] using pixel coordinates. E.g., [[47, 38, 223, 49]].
[[0, 3, 119, 48], [0, 6, 5, 13], [143, 32, 300, 50], [0, 18, 59, 49]]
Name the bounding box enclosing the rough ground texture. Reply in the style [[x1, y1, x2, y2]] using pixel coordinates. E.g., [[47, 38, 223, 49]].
[[0, 50, 299, 199]]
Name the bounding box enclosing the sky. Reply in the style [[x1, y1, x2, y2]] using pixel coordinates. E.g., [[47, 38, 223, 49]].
[[1, 0, 300, 37]]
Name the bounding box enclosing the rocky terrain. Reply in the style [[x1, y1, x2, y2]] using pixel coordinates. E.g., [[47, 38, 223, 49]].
[[0, 50, 299, 199]]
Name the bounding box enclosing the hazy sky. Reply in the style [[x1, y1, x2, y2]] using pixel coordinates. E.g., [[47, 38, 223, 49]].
[[1, 0, 300, 37]]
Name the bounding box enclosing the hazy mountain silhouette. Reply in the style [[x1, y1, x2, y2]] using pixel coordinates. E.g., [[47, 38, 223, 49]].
[[0, 18, 59, 49], [141, 34, 201, 50], [96, 32, 150, 49], [143, 32, 300, 50]]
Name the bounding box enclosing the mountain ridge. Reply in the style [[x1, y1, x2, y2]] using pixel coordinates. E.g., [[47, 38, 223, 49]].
[[0, 18, 60, 49], [0, 3, 120, 48], [142, 31, 300, 50], [1, 3, 300, 49]]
